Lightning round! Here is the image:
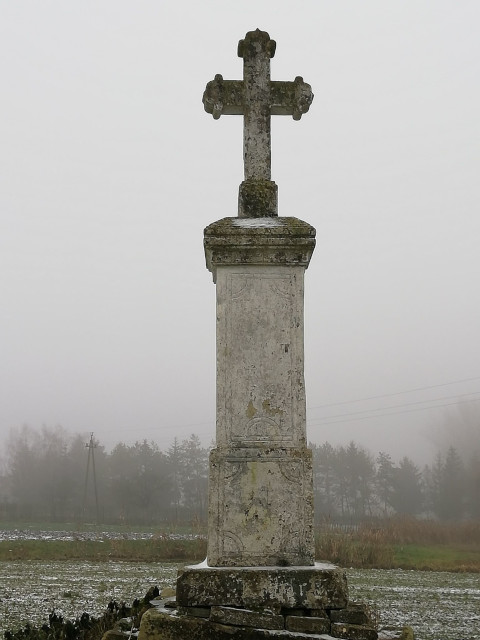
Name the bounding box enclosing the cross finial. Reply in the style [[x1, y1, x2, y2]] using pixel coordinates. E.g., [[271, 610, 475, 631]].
[[203, 29, 313, 218]]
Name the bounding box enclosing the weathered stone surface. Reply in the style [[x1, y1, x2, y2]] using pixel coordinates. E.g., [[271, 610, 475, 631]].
[[285, 615, 331, 634], [204, 216, 316, 279], [205, 219, 315, 566], [210, 606, 284, 630], [330, 603, 373, 626], [177, 606, 210, 618], [176, 563, 348, 610], [212, 261, 311, 451], [208, 446, 314, 566], [331, 621, 378, 640], [238, 179, 278, 218], [139, 608, 326, 640]]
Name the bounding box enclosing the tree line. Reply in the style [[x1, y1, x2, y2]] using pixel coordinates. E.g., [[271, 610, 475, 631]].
[[311, 442, 479, 522], [0, 424, 478, 524], [0, 426, 208, 525]]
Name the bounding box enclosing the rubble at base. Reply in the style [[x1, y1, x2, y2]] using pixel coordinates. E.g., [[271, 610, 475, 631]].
[[138, 599, 414, 640]]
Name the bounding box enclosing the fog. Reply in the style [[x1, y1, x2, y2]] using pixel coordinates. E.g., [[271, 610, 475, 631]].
[[1, 2, 479, 466]]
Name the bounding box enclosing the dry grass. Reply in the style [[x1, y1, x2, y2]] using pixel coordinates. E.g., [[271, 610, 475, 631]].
[[375, 516, 480, 546], [1, 518, 479, 570], [315, 525, 396, 568], [315, 518, 480, 571], [0, 537, 207, 562]]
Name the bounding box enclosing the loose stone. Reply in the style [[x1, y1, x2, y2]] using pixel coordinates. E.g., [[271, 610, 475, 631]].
[[210, 606, 284, 630]]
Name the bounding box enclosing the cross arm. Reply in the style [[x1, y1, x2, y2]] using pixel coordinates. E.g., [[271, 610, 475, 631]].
[[271, 78, 313, 120], [203, 75, 313, 121], [203, 75, 244, 119]]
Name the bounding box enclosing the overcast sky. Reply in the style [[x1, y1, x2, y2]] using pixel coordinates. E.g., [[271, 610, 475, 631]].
[[1, 1, 479, 465]]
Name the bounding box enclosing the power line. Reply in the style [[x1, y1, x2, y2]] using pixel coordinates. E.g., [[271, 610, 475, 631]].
[[86, 375, 480, 445], [308, 390, 480, 422], [307, 375, 480, 411], [308, 394, 480, 428]]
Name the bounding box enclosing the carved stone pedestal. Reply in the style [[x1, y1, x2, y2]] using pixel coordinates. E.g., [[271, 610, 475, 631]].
[[204, 216, 316, 568]]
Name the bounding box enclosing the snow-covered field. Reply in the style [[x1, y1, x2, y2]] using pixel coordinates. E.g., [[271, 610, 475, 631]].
[[1, 560, 478, 640], [348, 568, 479, 640], [0, 528, 202, 542], [1, 560, 179, 634]]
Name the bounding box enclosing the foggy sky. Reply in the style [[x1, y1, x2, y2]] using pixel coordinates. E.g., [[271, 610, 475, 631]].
[[1, 1, 479, 465]]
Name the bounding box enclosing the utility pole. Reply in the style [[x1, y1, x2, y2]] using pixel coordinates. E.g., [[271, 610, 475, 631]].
[[82, 432, 100, 524]]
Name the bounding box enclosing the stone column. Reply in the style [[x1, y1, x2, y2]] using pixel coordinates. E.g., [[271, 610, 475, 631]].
[[204, 216, 316, 567]]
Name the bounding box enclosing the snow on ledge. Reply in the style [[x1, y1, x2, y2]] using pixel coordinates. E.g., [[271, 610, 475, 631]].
[[185, 561, 339, 571], [232, 217, 284, 228]]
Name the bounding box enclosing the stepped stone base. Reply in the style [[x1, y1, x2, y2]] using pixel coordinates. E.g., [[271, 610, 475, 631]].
[[138, 563, 385, 640], [139, 608, 321, 640]]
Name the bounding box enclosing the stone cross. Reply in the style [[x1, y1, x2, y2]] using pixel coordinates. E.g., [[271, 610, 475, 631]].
[[203, 29, 313, 218], [139, 30, 397, 638]]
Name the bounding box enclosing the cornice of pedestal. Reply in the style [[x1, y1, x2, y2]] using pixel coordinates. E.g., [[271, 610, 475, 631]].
[[204, 216, 316, 280]]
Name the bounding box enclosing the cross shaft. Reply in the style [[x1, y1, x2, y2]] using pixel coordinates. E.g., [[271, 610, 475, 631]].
[[203, 29, 313, 217]]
